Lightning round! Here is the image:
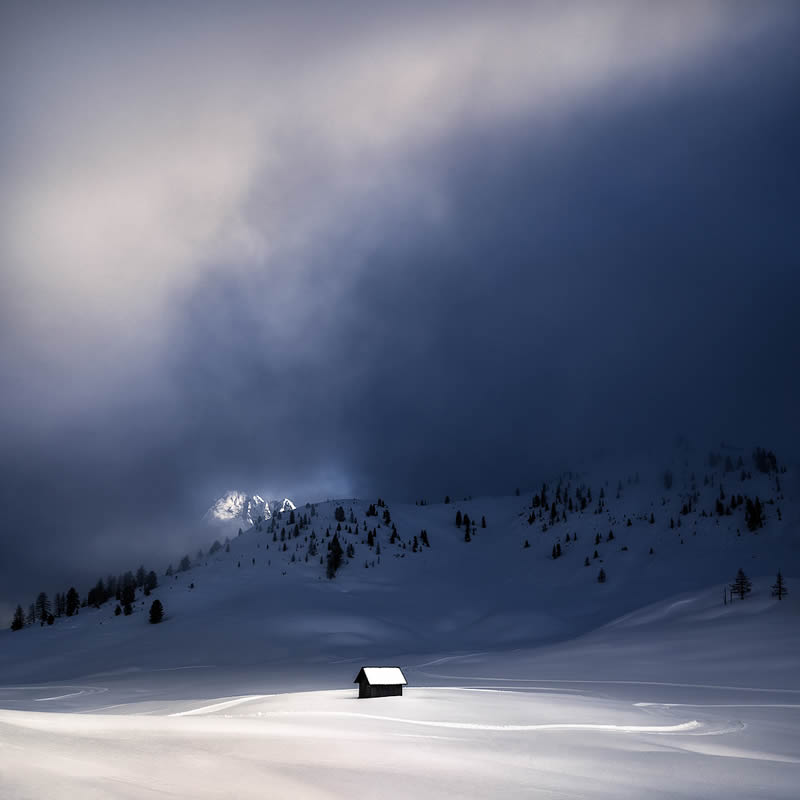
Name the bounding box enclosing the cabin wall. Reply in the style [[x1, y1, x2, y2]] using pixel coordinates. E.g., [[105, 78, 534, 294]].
[[359, 683, 402, 698]]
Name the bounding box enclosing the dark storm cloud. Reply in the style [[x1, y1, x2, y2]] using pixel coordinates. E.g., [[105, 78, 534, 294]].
[[167, 20, 800, 500], [1, 2, 799, 612]]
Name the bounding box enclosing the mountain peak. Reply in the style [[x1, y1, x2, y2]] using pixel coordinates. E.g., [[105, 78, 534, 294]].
[[203, 491, 296, 533]]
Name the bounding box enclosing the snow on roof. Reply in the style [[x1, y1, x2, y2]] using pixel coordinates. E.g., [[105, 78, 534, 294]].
[[355, 666, 407, 685]]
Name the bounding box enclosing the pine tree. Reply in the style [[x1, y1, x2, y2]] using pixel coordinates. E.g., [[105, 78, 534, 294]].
[[597, 568, 607, 583], [148, 599, 163, 623], [327, 533, 344, 579], [10, 605, 24, 631], [771, 570, 788, 601], [35, 592, 50, 622], [481, 516, 486, 528], [455, 510, 462, 527], [730, 568, 752, 600], [66, 587, 79, 617]]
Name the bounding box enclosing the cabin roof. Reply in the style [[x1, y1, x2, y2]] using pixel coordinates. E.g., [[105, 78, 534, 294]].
[[354, 666, 407, 686]]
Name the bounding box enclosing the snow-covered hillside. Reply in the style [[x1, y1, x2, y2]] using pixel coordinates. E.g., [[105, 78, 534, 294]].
[[1, 446, 798, 797], [3, 446, 797, 682]]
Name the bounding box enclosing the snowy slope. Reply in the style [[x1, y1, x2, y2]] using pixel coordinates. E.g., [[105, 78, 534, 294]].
[[0, 448, 798, 797], [2, 449, 798, 682], [1, 580, 798, 799]]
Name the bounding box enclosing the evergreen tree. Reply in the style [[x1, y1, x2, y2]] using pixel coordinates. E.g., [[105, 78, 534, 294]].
[[771, 570, 788, 601], [481, 516, 486, 528], [730, 568, 752, 600], [10, 605, 24, 631], [455, 510, 462, 527], [149, 599, 164, 624], [327, 533, 344, 579], [597, 568, 607, 583], [26, 604, 35, 626], [745, 497, 764, 531], [35, 592, 50, 622], [121, 574, 136, 606], [66, 587, 79, 617], [334, 506, 346, 522], [179, 555, 191, 572]]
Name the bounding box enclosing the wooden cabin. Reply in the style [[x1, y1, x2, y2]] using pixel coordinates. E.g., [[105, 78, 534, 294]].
[[354, 666, 407, 698]]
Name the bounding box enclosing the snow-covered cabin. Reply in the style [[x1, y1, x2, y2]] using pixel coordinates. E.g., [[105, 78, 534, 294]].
[[354, 666, 407, 698]]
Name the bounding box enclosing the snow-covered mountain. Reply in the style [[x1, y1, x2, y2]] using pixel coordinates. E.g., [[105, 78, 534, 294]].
[[202, 490, 296, 534]]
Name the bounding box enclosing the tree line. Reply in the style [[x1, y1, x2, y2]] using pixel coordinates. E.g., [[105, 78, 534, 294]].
[[9, 563, 161, 631]]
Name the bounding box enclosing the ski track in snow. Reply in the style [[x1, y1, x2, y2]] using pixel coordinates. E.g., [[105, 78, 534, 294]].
[[415, 672, 800, 695], [0, 685, 108, 703], [636, 702, 800, 709], [248, 710, 723, 735], [169, 694, 273, 716]]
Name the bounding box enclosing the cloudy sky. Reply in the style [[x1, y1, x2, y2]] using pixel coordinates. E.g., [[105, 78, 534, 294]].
[[1, 1, 799, 611]]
